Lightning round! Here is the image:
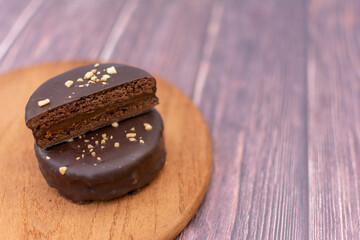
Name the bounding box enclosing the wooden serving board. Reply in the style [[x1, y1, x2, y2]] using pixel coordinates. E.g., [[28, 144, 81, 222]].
[[0, 62, 212, 240]]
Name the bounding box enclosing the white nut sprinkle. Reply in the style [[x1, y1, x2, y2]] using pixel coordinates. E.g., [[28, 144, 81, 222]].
[[102, 74, 110, 79], [97, 71, 101, 75], [84, 139, 89, 143], [110, 136, 113, 139], [97, 157, 101, 161], [59, 166, 67, 175], [126, 133, 136, 138], [91, 152, 96, 156], [64, 80, 74, 87], [81, 154, 84, 158], [76, 157, 80, 160], [139, 139, 145, 144], [84, 71, 94, 79], [38, 99, 50, 107], [101, 139, 106, 144], [111, 122, 119, 127], [95, 140, 99, 145], [106, 66, 117, 74], [91, 76, 97, 81], [94, 63, 100, 67], [101, 146, 105, 149], [78, 85, 84, 88], [89, 148, 93, 153], [66, 138, 74, 142], [77, 78, 84, 82], [88, 144, 94, 149], [101, 78, 107, 82], [102, 133, 107, 139], [114, 142, 120, 147], [128, 137, 137, 142], [130, 127, 135, 131], [45, 156, 51, 160], [102, 82, 107, 85], [143, 123, 152, 131]]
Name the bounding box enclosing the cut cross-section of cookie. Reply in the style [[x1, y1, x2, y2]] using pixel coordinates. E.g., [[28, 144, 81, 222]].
[[25, 63, 159, 148]]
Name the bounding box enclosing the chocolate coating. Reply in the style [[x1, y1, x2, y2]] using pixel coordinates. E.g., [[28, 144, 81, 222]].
[[25, 63, 152, 123], [35, 110, 166, 203]]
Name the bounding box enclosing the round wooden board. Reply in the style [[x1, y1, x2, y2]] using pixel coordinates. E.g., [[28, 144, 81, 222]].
[[0, 62, 212, 240]]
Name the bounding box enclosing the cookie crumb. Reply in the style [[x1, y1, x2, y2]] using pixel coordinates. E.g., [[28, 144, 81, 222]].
[[45, 156, 51, 160], [143, 123, 152, 131], [114, 142, 120, 147], [126, 133, 136, 138], [38, 99, 50, 107], [106, 66, 117, 74], [64, 80, 74, 88], [111, 122, 119, 127], [59, 166, 67, 175], [84, 72, 94, 79]]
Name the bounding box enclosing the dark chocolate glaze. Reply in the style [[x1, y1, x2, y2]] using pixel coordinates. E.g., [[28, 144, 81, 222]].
[[34, 110, 166, 203], [25, 63, 153, 123]]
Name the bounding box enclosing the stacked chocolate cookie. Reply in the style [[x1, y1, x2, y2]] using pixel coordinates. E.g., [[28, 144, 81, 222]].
[[25, 63, 166, 203]]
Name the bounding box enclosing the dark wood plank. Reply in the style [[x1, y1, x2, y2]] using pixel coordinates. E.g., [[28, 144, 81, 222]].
[[179, 0, 308, 239], [0, 0, 43, 61], [0, 0, 125, 73], [307, 0, 360, 238], [101, 0, 213, 96]]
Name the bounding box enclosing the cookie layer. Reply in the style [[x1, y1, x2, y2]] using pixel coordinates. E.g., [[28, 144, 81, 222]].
[[34, 110, 166, 203], [26, 63, 158, 148]]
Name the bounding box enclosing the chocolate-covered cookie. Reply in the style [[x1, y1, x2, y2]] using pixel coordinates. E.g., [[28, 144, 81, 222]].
[[35, 110, 166, 203], [26, 63, 158, 148]]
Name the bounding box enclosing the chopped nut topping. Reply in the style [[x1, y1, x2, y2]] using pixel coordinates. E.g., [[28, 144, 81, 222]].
[[59, 166, 67, 175], [102, 74, 110, 79], [95, 140, 99, 145], [76, 157, 80, 160], [110, 136, 113, 139], [101, 78, 107, 82], [46, 156, 51, 160], [88, 144, 94, 149], [79, 85, 84, 88], [102, 82, 107, 85], [79, 135, 82, 139], [84, 72, 94, 79], [66, 138, 74, 142], [84, 139, 89, 143], [90, 76, 97, 81], [111, 122, 119, 127], [129, 137, 137, 142], [96, 79, 100, 82], [139, 139, 145, 144], [130, 127, 135, 131], [91, 152, 96, 156], [77, 78, 84, 82], [97, 157, 101, 161], [68, 96, 72, 98], [64, 80, 74, 88], [38, 99, 50, 107], [82, 150, 85, 153], [101, 146, 105, 149], [114, 142, 120, 147], [89, 148, 93, 153], [94, 63, 100, 67], [97, 71, 101, 75], [91, 69, 97, 73], [101, 139, 106, 144], [126, 133, 136, 138], [94, 163, 97, 166], [143, 123, 152, 131], [85, 84, 89, 87], [102, 133, 107, 139], [106, 66, 117, 74], [81, 154, 84, 158]]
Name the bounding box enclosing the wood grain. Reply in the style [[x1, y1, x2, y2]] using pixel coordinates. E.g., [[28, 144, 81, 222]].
[[0, 0, 126, 72], [0, 62, 212, 240], [180, 0, 308, 239], [307, 0, 360, 238]]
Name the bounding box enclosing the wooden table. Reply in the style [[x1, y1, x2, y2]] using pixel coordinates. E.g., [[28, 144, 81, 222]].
[[1, 0, 359, 239]]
